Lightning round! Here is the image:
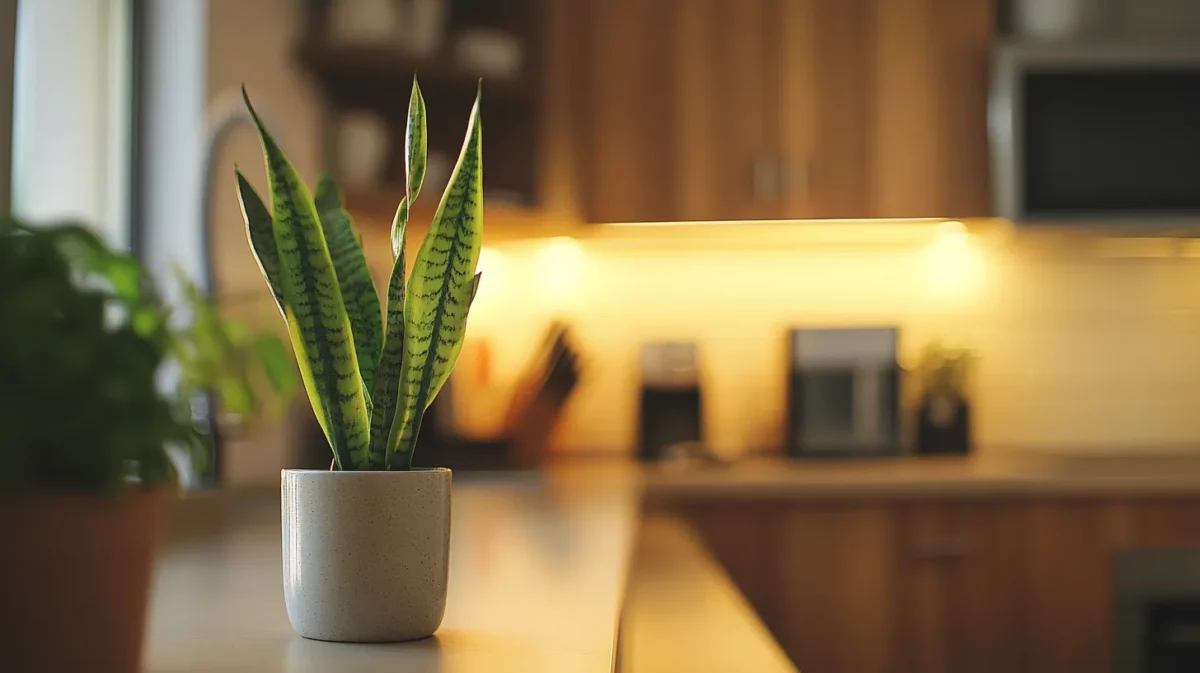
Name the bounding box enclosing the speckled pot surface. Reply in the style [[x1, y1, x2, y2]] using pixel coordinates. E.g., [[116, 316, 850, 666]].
[[281, 468, 451, 642]]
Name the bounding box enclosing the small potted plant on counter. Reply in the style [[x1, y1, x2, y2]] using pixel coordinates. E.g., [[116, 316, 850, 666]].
[[238, 77, 482, 642], [0, 218, 295, 673], [915, 342, 977, 456]]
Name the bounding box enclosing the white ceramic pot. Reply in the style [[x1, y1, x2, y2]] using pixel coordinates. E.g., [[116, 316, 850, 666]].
[[281, 468, 451, 642]]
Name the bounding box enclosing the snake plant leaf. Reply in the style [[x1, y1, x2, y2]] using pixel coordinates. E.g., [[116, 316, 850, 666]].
[[428, 270, 482, 405], [391, 271, 482, 463], [243, 87, 371, 470], [391, 196, 408, 260], [313, 174, 379, 398], [235, 171, 286, 317], [406, 77, 427, 205], [368, 201, 410, 464], [320, 207, 383, 399], [373, 77, 429, 463], [313, 172, 344, 216], [388, 87, 483, 469], [391, 78, 426, 260]]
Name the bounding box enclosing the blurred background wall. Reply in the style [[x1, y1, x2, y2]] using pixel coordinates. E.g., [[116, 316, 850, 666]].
[[200, 0, 1200, 484]]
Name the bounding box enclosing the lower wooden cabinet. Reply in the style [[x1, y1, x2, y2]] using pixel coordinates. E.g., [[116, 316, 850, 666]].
[[893, 504, 1027, 673], [656, 497, 1200, 673], [1020, 503, 1120, 673], [771, 506, 895, 673]]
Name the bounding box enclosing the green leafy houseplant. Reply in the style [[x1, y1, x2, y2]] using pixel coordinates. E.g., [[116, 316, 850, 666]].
[[0, 216, 296, 673], [0, 218, 296, 493], [915, 341, 976, 455], [0, 219, 189, 493], [916, 341, 977, 401], [238, 77, 482, 472]]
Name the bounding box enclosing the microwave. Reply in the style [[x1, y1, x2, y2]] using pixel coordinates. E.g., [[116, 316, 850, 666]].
[[990, 42, 1200, 225], [785, 328, 901, 458]]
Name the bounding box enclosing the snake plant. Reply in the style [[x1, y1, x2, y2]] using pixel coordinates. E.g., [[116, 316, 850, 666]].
[[238, 78, 482, 471]]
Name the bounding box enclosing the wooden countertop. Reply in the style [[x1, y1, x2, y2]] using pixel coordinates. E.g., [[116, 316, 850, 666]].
[[144, 466, 797, 673], [643, 454, 1200, 500]]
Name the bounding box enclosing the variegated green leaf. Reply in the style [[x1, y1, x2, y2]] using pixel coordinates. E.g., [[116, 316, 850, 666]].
[[313, 173, 379, 399], [368, 201, 410, 463], [320, 207, 382, 399], [235, 170, 285, 317], [391, 196, 408, 260], [314, 172, 343, 215], [388, 87, 483, 469], [391, 78, 426, 259], [406, 76, 427, 204], [430, 270, 482, 404], [243, 87, 371, 470], [376, 77, 429, 464]]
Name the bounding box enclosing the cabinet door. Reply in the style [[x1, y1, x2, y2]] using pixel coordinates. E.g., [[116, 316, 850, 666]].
[[1020, 502, 1120, 673], [872, 0, 994, 219], [893, 503, 1026, 673], [578, 0, 774, 223], [774, 0, 994, 220], [1112, 500, 1200, 547], [774, 0, 875, 219], [771, 504, 896, 673]]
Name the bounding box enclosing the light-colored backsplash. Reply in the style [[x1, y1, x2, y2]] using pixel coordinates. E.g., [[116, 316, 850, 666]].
[[213, 211, 1200, 482], [450, 224, 1200, 459]]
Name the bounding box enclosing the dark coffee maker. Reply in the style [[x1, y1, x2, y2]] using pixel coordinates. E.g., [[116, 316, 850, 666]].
[[637, 342, 703, 461]]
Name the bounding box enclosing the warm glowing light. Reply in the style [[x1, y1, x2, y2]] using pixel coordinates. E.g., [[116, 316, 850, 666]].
[[601, 217, 950, 228], [936, 220, 968, 237], [588, 217, 981, 250], [538, 236, 586, 311], [923, 220, 984, 300], [468, 247, 507, 329], [477, 247, 507, 286]]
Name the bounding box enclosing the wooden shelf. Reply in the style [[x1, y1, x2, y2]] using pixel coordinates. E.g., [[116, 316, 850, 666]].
[[298, 39, 542, 206], [296, 0, 545, 210], [296, 41, 535, 114]]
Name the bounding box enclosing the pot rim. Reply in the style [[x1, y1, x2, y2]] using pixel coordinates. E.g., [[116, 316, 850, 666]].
[[281, 467, 451, 476]]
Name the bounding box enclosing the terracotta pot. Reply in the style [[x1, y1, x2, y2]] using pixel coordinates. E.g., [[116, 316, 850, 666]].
[[281, 468, 452, 642], [0, 488, 168, 673]]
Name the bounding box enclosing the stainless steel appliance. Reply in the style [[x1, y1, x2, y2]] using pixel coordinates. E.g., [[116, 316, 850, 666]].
[[1115, 549, 1200, 673], [990, 42, 1200, 224], [638, 342, 703, 461], [786, 328, 900, 458]]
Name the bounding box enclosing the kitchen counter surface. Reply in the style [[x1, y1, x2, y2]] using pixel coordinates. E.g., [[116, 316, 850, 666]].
[[145, 468, 640, 673], [620, 515, 796, 673], [146, 464, 798, 673], [144, 453, 1200, 671], [643, 452, 1200, 500]]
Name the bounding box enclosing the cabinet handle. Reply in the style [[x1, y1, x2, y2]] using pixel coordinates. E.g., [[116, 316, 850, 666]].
[[911, 537, 970, 560], [781, 157, 808, 203]]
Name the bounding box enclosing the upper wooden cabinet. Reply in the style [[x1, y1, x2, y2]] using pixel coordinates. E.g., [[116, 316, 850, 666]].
[[574, 0, 778, 224], [868, 0, 995, 219], [568, 0, 995, 223]]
